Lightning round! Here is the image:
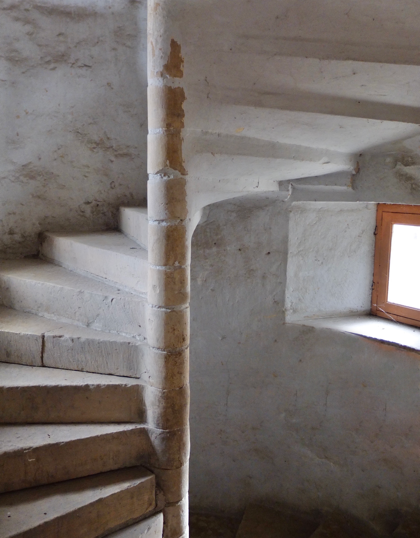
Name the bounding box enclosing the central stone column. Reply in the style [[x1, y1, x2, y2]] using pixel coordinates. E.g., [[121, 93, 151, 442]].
[[146, 1, 190, 536]]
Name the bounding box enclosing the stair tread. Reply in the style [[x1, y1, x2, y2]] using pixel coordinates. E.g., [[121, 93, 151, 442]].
[[0, 362, 141, 387], [0, 259, 146, 337], [0, 424, 144, 453], [0, 425, 151, 494], [108, 513, 163, 537], [40, 231, 148, 293], [0, 258, 141, 297], [0, 467, 155, 538], [42, 230, 148, 260], [0, 306, 142, 343]]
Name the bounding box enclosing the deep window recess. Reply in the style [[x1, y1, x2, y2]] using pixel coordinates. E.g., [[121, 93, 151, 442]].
[[372, 203, 420, 328]]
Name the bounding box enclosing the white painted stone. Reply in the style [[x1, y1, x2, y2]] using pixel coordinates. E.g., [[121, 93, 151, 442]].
[[189, 195, 420, 524], [0, 259, 146, 338], [0, 0, 148, 259], [0, 424, 152, 493], [0, 362, 145, 423], [40, 231, 148, 293], [0, 467, 155, 538], [0, 306, 146, 377], [119, 207, 149, 250], [285, 202, 377, 321], [108, 514, 163, 538]]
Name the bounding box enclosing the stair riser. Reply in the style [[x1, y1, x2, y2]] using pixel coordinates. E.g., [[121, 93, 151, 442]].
[[40, 234, 148, 293], [119, 207, 148, 250], [0, 330, 146, 378], [0, 429, 152, 494], [0, 277, 146, 338], [0, 385, 144, 423]]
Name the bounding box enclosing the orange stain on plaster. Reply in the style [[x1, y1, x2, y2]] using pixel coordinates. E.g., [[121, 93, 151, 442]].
[[236, 127, 245, 133], [163, 39, 184, 78]]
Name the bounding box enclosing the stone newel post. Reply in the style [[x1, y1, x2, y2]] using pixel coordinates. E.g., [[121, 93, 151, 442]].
[[146, 1, 190, 537]]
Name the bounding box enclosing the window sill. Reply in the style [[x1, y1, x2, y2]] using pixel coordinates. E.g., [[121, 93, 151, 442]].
[[291, 315, 420, 353]]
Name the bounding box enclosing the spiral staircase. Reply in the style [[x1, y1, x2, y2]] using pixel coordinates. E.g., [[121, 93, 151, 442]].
[[2, 0, 420, 537]]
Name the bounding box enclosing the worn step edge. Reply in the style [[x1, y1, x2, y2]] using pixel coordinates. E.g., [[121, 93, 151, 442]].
[[0, 306, 145, 378], [0, 259, 146, 338], [119, 207, 148, 250], [0, 363, 145, 423], [0, 467, 156, 538], [0, 362, 187, 430], [0, 424, 153, 493], [40, 231, 148, 294]]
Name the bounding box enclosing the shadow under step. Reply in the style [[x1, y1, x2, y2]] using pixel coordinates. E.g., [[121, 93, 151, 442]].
[[236, 505, 384, 538], [0, 363, 145, 423], [236, 504, 319, 538], [0, 424, 151, 494], [392, 512, 420, 537], [0, 467, 156, 538], [0, 306, 146, 377]]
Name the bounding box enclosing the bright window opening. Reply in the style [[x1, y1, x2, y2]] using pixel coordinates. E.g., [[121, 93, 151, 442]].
[[372, 204, 420, 328], [388, 224, 420, 310]]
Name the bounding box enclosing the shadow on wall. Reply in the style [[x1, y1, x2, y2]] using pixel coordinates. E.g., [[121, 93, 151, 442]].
[[189, 192, 420, 526], [0, 0, 148, 258]]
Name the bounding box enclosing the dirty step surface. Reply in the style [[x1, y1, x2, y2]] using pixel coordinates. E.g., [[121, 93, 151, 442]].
[[40, 231, 148, 293], [0, 362, 144, 423], [119, 207, 148, 250], [0, 306, 145, 377], [0, 467, 155, 538], [0, 259, 146, 338], [0, 424, 151, 493]]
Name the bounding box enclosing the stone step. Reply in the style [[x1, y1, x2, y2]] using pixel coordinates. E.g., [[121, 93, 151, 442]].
[[236, 504, 319, 538], [392, 512, 420, 537], [0, 259, 146, 338], [0, 306, 145, 377], [0, 467, 156, 538], [0, 424, 151, 494], [310, 511, 382, 538], [119, 207, 148, 250], [0, 362, 144, 423], [40, 231, 148, 294], [107, 513, 163, 537]]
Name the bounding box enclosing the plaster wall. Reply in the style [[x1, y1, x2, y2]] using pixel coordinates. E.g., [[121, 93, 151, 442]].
[[286, 202, 377, 322], [189, 152, 420, 525], [0, 0, 148, 258]]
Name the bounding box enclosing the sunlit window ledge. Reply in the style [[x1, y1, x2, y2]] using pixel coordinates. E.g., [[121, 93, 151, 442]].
[[291, 315, 420, 353]]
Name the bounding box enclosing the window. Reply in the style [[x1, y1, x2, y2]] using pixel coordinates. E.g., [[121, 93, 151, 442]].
[[372, 204, 420, 328]]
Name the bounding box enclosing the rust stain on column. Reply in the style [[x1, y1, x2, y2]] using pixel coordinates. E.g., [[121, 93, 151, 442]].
[[163, 39, 184, 78], [149, 86, 186, 130]]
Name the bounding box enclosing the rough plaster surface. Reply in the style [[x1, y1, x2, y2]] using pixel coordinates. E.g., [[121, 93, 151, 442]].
[[0, 0, 148, 258], [286, 202, 377, 321], [190, 194, 420, 525]]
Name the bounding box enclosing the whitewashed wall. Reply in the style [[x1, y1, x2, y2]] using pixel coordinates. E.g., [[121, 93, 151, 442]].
[[0, 0, 148, 258], [190, 151, 420, 529]]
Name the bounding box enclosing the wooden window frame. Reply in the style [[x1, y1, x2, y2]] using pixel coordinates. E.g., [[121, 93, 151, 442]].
[[372, 203, 420, 328]]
